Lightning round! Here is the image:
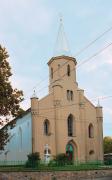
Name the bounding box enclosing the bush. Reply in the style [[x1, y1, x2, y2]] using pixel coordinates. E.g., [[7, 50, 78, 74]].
[[55, 153, 68, 166], [54, 153, 74, 166], [25, 152, 40, 168]]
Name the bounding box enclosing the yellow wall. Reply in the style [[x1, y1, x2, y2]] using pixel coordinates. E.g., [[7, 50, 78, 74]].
[[31, 55, 103, 162]]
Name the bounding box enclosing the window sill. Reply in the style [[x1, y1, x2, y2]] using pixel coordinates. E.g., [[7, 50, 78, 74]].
[[44, 133, 52, 136], [68, 135, 76, 137]]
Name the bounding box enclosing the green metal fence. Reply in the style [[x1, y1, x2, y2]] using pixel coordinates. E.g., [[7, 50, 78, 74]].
[[0, 160, 108, 171], [0, 160, 25, 167]]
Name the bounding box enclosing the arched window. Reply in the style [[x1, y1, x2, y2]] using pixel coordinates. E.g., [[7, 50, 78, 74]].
[[51, 67, 53, 79], [67, 64, 70, 76], [88, 124, 94, 138], [44, 120, 50, 136], [68, 114, 73, 136], [19, 127, 22, 150]]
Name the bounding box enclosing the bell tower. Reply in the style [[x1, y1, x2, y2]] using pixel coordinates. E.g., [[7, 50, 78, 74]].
[[48, 18, 77, 93]]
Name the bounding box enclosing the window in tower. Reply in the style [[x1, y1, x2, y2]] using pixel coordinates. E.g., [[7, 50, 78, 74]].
[[67, 64, 70, 76], [51, 67, 53, 79]]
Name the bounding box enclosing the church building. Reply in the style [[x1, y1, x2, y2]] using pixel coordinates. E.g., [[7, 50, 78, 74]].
[[0, 20, 103, 163]]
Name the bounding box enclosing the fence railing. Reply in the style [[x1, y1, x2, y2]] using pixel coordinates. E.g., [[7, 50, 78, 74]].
[[0, 160, 109, 171], [0, 160, 25, 167]]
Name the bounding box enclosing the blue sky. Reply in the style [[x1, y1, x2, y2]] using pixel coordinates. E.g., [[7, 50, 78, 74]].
[[0, 0, 112, 136]]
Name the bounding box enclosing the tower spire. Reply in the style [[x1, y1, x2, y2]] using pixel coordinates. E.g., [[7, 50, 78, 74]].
[[54, 16, 71, 57]]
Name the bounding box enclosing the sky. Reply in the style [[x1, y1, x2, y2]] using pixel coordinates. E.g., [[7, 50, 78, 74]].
[[0, 0, 112, 136]]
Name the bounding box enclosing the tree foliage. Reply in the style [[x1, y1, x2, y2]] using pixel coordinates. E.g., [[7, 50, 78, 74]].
[[104, 136, 112, 154], [0, 45, 23, 117], [0, 128, 9, 150], [0, 45, 24, 150]]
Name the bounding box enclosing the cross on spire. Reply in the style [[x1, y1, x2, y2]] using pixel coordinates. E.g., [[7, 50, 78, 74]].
[[54, 16, 71, 57]]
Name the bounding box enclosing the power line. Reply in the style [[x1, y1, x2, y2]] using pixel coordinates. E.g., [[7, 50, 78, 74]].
[[2, 94, 112, 128], [77, 42, 112, 67], [26, 24, 112, 95], [33, 41, 112, 94], [74, 25, 112, 57], [100, 95, 112, 100], [91, 95, 112, 101], [22, 41, 112, 103], [22, 90, 112, 106], [28, 94, 112, 112]]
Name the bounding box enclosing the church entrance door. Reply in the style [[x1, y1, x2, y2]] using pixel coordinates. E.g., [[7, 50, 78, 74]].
[[66, 143, 74, 162]]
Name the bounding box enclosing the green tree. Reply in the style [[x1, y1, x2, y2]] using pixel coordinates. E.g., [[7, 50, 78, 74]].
[[104, 136, 112, 154], [0, 45, 24, 150]]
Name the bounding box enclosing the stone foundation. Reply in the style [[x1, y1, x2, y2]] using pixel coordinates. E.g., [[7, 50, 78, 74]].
[[0, 169, 112, 180]]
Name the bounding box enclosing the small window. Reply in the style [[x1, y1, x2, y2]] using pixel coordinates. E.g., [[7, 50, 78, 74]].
[[44, 120, 50, 136], [88, 124, 94, 138], [67, 64, 70, 76], [51, 68, 53, 79]]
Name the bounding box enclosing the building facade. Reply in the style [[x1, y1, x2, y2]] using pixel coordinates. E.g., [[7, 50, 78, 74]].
[[31, 55, 103, 162], [0, 20, 103, 163]]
